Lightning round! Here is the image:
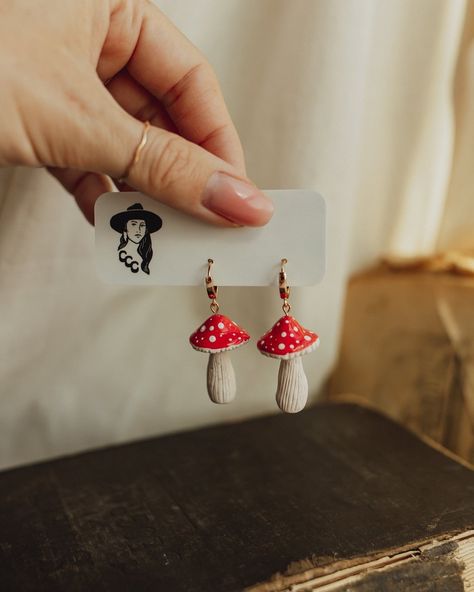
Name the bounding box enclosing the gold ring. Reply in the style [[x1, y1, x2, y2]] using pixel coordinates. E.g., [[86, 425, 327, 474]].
[[118, 120, 151, 184]]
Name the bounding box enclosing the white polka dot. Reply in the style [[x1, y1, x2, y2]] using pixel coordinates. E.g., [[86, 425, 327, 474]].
[[271, 347, 275, 351], [293, 326, 298, 332], [277, 322, 280, 327], [278, 343, 285, 350], [209, 335, 216, 343], [218, 322, 225, 329], [290, 333, 294, 337], [296, 340, 300, 344], [290, 344, 295, 349], [228, 338, 232, 341], [269, 335, 273, 339], [209, 325, 214, 331], [260, 340, 264, 345], [281, 332, 287, 337], [200, 325, 206, 332], [304, 335, 312, 341], [285, 319, 289, 324]]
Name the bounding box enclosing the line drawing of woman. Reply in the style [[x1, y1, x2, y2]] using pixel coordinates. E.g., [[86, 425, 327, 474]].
[[110, 203, 163, 275]]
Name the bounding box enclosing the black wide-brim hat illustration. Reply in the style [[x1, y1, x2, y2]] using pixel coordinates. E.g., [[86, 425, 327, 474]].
[[110, 203, 162, 233]]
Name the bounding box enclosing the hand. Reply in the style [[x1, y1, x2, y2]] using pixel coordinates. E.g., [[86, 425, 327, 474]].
[[0, 0, 273, 227]]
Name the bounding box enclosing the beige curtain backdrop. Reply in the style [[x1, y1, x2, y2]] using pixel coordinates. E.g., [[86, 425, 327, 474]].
[[0, 0, 472, 469]]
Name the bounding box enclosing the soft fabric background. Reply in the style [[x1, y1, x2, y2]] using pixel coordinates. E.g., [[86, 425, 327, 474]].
[[0, 0, 472, 469]]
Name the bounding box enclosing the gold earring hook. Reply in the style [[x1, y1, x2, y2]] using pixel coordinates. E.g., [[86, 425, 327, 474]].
[[207, 258, 213, 278], [205, 258, 219, 313], [279, 258, 291, 314]]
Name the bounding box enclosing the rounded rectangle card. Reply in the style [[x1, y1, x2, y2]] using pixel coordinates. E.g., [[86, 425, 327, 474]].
[[95, 190, 326, 286]]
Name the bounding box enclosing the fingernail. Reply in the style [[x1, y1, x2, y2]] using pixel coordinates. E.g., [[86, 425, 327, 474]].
[[202, 172, 274, 226]]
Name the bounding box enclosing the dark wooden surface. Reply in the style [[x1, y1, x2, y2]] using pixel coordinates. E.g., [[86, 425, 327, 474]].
[[1, 402, 474, 592]]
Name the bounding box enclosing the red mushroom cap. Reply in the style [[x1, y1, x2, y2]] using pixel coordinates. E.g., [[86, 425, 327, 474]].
[[189, 314, 250, 354], [257, 315, 319, 360]]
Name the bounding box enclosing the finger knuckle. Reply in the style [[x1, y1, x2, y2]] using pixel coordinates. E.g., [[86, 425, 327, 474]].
[[150, 134, 193, 191]]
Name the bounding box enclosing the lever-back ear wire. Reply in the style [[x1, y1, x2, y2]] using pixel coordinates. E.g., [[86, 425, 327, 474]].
[[205, 258, 219, 313], [279, 258, 291, 314]]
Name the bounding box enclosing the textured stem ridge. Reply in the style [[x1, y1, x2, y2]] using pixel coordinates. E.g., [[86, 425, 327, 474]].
[[207, 352, 237, 404], [276, 357, 308, 413]]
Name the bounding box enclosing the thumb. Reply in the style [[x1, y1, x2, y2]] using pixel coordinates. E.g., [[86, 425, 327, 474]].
[[74, 86, 274, 228], [124, 122, 274, 227]]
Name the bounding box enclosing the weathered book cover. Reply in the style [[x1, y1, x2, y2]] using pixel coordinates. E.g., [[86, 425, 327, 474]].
[[0, 402, 473, 591]]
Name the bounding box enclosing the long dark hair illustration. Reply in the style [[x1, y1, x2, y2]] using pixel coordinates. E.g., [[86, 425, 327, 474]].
[[110, 203, 162, 275]]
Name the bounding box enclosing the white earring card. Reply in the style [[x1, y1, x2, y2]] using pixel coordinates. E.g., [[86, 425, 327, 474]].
[[95, 190, 325, 286]]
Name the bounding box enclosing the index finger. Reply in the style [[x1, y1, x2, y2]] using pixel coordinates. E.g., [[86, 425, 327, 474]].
[[127, 2, 246, 174]]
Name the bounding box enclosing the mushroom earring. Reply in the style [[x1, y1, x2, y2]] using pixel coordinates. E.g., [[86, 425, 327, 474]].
[[257, 259, 320, 413], [189, 259, 250, 404]]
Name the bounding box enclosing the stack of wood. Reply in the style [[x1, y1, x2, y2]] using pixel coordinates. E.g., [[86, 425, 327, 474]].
[[328, 265, 474, 462]]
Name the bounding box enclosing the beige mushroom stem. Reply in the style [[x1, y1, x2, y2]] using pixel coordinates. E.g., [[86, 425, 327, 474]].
[[207, 352, 237, 404], [276, 357, 308, 413]]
